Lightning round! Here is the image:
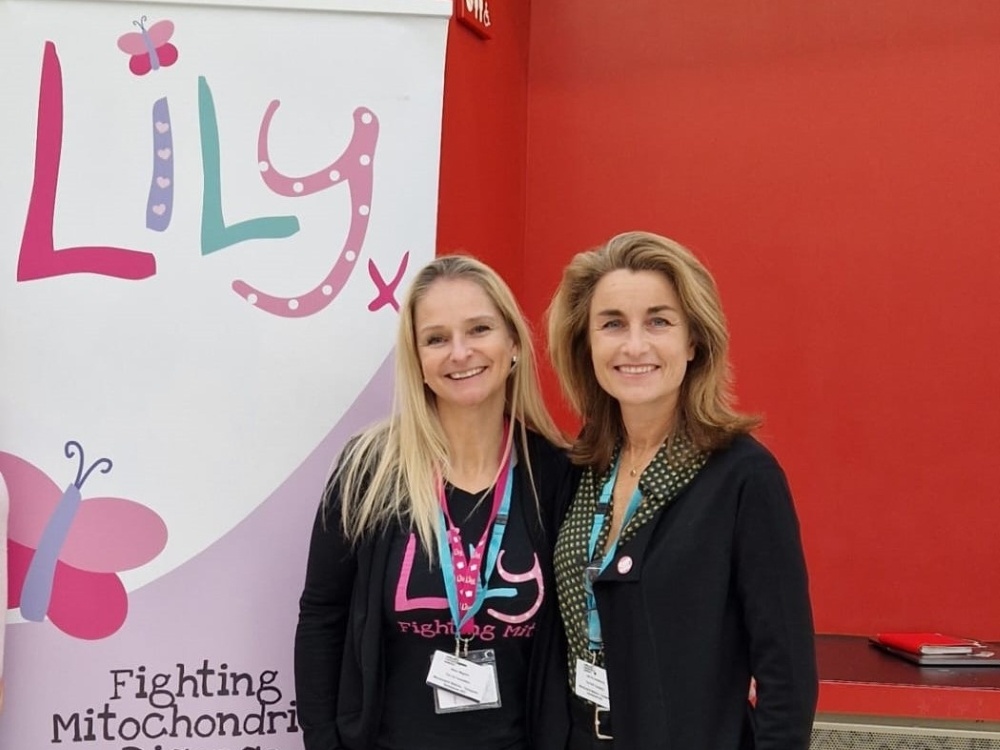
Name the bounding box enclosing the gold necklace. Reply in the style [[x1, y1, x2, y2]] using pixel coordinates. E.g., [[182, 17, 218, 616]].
[[625, 432, 672, 477], [625, 445, 653, 477]]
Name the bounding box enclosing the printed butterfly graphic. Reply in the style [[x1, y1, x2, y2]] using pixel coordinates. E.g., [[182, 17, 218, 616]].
[[117, 16, 179, 76], [2, 440, 168, 640]]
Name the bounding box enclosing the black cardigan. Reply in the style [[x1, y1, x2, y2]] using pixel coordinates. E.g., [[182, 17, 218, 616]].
[[294, 430, 578, 750], [588, 434, 817, 750]]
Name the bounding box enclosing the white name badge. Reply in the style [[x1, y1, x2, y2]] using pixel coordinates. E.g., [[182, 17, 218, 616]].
[[574, 659, 611, 710], [426, 650, 490, 702]]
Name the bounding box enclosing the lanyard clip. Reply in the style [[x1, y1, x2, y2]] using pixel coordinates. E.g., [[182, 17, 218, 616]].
[[455, 634, 473, 658]]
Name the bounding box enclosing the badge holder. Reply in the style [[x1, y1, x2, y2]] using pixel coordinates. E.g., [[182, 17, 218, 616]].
[[575, 564, 611, 711], [574, 651, 612, 739], [431, 639, 501, 714]]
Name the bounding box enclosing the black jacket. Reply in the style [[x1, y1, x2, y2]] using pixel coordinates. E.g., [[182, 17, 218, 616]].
[[590, 435, 817, 750], [294, 429, 578, 750]]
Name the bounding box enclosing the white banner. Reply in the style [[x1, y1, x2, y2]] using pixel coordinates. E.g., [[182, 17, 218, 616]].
[[0, 0, 449, 747]]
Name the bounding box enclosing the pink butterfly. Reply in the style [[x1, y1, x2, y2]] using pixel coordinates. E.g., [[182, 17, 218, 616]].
[[116, 16, 179, 76], [2, 440, 168, 640]]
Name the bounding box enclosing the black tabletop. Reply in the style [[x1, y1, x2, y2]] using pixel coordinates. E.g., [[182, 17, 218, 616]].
[[817, 634, 1000, 690]]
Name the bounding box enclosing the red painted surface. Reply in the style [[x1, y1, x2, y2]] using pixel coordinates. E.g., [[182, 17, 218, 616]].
[[819, 682, 1000, 723], [435, 0, 1000, 722], [816, 635, 1000, 721], [437, 6, 530, 296], [522, 0, 1000, 639]]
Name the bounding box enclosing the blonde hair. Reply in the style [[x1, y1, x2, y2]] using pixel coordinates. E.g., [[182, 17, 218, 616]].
[[547, 231, 760, 469], [333, 255, 566, 554]]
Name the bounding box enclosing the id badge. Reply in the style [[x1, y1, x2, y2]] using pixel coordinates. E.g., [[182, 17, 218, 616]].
[[574, 658, 610, 710], [432, 649, 501, 713], [426, 650, 490, 701]]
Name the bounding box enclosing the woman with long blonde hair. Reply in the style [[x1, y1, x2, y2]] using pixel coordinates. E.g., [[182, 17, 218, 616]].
[[295, 255, 576, 750]]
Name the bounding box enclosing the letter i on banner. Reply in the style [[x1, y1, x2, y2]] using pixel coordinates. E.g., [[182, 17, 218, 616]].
[[147, 98, 174, 231], [116, 16, 179, 232]]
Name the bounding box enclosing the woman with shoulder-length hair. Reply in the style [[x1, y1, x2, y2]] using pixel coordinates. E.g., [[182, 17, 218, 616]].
[[547, 231, 817, 749], [295, 255, 577, 750]]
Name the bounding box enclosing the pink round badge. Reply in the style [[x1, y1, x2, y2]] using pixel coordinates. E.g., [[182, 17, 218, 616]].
[[617, 556, 633, 574]]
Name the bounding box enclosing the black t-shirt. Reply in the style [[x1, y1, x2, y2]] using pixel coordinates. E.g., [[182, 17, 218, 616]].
[[376, 480, 545, 750]]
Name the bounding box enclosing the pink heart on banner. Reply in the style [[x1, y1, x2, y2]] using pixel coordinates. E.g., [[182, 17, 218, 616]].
[[155, 121, 170, 133], [151, 204, 167, 216], [157, 148, 172, 160], [156, 177, 171, 188]]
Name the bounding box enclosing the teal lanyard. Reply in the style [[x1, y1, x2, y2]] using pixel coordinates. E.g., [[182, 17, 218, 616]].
[[584, 456, 643, 650]]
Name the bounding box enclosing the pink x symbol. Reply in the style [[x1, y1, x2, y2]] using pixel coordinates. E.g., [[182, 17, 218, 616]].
[[368, 252, 409, 312]]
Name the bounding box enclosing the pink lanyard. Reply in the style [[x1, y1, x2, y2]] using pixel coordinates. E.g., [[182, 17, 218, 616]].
[[437, 435, 513, 636]]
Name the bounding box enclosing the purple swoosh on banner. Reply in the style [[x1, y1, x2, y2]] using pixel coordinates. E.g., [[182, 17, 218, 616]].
[[0, 352, 395, 750]]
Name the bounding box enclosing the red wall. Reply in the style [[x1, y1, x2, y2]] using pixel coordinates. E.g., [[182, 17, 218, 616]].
[[522, 1, 1000, 637], [436, 6, 532, 295]]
